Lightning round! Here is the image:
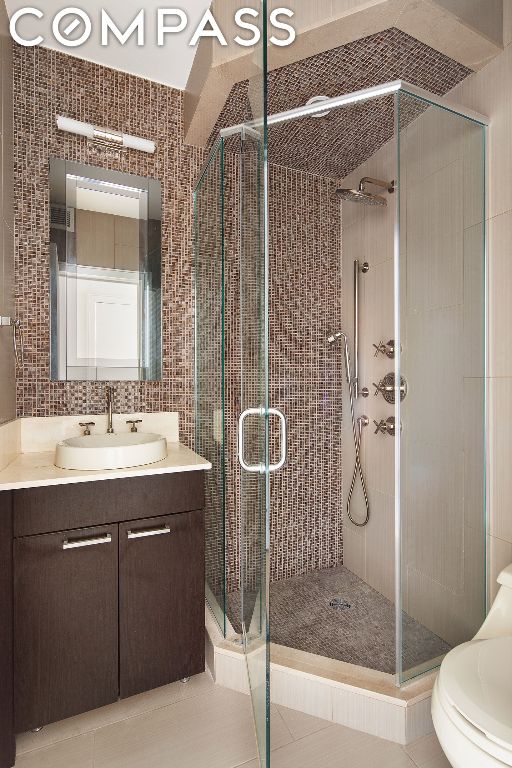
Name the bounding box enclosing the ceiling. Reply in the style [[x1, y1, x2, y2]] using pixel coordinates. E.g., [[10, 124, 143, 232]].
[[212, 28, 472, 178], [5, 0, 211, 90]]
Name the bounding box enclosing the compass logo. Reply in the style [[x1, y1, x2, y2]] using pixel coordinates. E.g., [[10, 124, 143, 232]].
[[10, 7, 296, 49]]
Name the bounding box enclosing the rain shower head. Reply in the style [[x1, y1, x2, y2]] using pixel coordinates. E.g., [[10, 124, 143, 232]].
[[336, 177, 394, 207], [336, 188, 387, 206]]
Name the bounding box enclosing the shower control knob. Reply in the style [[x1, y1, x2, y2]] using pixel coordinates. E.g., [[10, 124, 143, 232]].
[[372, 373, 408, 404], [373, 340, 397, 359], [373, 417, 401, 436]]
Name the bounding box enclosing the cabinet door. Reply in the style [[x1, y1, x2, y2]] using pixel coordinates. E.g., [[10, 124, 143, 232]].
[[14, 525, 119, 732], [0, 492, 14, 768], [119, 510, 205, 698]]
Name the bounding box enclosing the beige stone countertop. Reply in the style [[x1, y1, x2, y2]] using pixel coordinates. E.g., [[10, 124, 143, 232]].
[[0, 442, 211, 492]]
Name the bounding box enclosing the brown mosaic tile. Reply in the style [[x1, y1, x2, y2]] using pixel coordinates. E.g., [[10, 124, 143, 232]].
[[13, 45, 203, 448], [14, 29, 473, 608], [214, 160, 343, 593], [209, 27, 472, 178]]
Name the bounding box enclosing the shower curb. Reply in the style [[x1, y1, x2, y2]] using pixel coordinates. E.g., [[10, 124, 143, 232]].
[[205, 605, 436, 746]]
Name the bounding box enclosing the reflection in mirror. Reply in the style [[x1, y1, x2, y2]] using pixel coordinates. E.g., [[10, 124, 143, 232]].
[[50, 159, 162, 381]]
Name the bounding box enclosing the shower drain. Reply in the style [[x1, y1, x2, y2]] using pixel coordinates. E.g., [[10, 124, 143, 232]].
[[329, 598, 352, 611]]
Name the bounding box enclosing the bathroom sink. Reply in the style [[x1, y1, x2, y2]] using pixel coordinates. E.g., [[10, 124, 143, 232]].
[[54, 432, 168, 471]]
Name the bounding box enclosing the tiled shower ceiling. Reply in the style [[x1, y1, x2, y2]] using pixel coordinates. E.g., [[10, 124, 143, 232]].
[[210, 28, 472, 179]]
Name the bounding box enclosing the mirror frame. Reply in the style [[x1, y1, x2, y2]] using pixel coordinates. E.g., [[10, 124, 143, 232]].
[[49, 158, 162, 382]]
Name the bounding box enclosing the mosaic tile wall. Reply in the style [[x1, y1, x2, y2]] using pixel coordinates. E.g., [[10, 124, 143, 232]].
[[209, 27, 472, 178], [13, 45, 203, 445], [223, 161, 344, 592], [267, 165, 343, 582], [13, 45, 346, 595], [15, 32, 463, 599]]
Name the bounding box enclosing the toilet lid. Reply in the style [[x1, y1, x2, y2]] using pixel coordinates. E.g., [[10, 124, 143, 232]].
[[440, 636, 512, 750]]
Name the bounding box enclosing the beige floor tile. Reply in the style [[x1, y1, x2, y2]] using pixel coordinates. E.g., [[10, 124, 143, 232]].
[[15, 733, 93, 768], [16, 672, 214, 755], [92, 686, 292, 768], [238, 723, 417, 768], [404, 733, 450, 767], [419, 758, 451, 768], [276, 705, 331, 740]]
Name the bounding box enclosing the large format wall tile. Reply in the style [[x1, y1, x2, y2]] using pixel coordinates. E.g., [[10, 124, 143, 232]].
[[488, 377, 512, 543], [488, 211, 512, 377], [451, 42, 512, 221]]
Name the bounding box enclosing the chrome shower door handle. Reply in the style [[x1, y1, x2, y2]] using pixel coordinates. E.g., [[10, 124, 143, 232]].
[[238, 407, 265, 473], [237, 407, 288, 474], [268, 407, 287, 473]]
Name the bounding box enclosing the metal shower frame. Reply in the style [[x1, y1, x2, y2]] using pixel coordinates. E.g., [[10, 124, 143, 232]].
[[220, 78, 489, 687]]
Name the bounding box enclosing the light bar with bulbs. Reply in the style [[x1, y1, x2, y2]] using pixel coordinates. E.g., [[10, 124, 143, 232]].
[[56, 116, 156, 154]]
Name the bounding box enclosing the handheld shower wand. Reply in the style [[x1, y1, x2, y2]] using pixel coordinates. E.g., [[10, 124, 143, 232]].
[[327, 331, 351, 385], [328, 331, 370, 527]]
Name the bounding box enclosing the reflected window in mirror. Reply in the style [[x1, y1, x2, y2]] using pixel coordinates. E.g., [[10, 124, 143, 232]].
[[49, 159, 162, 381]]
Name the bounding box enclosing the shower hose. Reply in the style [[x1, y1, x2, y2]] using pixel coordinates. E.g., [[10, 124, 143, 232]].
[[346, 377, 370, 527]]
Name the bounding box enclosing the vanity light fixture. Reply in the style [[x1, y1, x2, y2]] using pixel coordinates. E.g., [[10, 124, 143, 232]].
[[56, 116, 156, 154]]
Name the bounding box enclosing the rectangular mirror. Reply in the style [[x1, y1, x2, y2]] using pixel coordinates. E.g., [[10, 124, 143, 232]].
[[49, 159, 162, 381]]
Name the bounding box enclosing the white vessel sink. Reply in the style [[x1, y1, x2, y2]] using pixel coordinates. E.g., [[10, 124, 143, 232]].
[[54, 432, 167, 471]]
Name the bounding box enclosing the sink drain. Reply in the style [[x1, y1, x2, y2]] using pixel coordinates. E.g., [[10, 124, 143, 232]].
[[329, 598, 352, 611]]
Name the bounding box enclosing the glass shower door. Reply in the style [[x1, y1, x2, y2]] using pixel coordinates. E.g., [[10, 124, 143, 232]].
[[194, 138, 226, 635], [395, 90, 487, 684], [237, 3, 271, 763], [196, 3, 270, 762], [237, 123, 272, 767]]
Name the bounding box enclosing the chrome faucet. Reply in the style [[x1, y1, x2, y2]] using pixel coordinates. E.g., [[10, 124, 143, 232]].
[[106, 386, 114, 434]]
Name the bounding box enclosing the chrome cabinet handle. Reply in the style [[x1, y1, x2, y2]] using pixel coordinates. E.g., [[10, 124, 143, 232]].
[[127, 525, 170, 539], [63, 533, 112, 550], [238, 407, 287, 474]]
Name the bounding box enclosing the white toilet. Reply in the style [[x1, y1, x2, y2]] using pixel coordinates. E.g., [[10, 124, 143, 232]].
[[432, 564, 512, 767]]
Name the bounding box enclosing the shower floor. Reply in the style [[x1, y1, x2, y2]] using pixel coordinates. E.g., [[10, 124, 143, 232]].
[[227, 566, 451, 675]]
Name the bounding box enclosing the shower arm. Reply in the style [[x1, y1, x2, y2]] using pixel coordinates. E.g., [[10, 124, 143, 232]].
[[359, 177, 395, 193]]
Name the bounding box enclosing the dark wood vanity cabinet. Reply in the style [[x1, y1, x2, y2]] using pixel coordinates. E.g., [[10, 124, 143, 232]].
[[14, 524, 119, 732], [119, 509, 204, 698], [7, 471, 205, 740]]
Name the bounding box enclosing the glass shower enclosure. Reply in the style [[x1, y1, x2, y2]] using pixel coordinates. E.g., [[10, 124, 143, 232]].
[[396, 88, 488, 683], [194, 75, 488, 765], [194, 3, 272, 765]]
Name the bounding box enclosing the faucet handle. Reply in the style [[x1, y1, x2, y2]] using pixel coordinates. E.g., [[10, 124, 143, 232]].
[[373, 340, 397, 358], [373, 417, 401, 436], [126, 419, 142, 433], [79, 422, 95, 436]]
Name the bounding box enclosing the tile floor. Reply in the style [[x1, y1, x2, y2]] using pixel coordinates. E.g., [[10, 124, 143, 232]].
[[15, 672, 452, 768], [227, 567, 451, 674]]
